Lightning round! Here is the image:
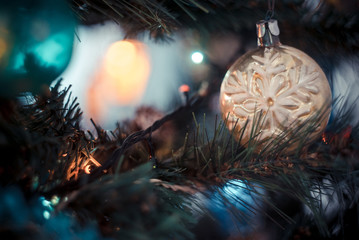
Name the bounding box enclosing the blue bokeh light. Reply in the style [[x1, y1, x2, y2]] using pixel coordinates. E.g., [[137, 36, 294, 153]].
[[204, 179, 264, 235]]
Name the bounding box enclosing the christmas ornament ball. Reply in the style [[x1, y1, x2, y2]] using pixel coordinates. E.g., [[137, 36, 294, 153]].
[[219, 21, 331, 152], [0, 0, 75, 96]]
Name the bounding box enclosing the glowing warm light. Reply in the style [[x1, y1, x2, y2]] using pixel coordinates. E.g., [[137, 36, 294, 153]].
[[322, 133, 328, 144], [0, 38, 7, 60], [84, 164, 93, 174], [87, 40, 151, 121], [179, 84, 190, 93], [66, 154, 101, 180], [83, 156, 101, 175], [104, 41, 137, 77], [322, 126, 352, 146], [191, 51, 204, 64], [103, 40, 150, 104]]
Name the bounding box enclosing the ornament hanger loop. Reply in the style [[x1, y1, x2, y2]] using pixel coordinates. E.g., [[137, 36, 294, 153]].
[[258, 0, 279, 47], [265, 0, 276, 20]]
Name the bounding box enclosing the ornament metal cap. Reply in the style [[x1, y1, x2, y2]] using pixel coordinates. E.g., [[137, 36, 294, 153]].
[[256, 19, 280, 47]]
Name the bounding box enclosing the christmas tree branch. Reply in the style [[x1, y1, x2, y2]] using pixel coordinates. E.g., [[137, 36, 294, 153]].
[[2, 77, 359, 238], [71, 0, 359, 53], [41, 89, 205, 197]]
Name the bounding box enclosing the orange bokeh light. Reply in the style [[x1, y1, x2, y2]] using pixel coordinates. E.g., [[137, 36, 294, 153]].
[[102, 40, 150, 104], [0, 37, 7, 61], [104, 40, 137, 77], [179, 84, 190, 93], [87, 40, 151, 122]]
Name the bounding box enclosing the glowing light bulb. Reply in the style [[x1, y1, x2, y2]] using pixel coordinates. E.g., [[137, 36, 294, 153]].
[[87, 40, 151, 122], [51, 195, 60, 205], [43, 211, 51, 219], [191, 51, 204, 64], [179, 84, 190, 93], [84, 164, 93, 174], [104, 40, 138, 77]]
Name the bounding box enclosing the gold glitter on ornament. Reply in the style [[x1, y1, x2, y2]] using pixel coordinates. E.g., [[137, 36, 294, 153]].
[[219, 20, 332, 152]]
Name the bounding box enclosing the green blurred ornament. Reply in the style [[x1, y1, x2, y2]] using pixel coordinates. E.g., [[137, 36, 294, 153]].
[[0, 0, 75, 97]]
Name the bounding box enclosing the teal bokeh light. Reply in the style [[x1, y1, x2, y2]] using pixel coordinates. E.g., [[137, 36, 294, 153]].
[[0, 0, 75, 96]]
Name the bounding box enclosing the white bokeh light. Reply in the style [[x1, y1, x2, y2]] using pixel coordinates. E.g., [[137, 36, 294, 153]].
[[191, 51, 204, 64]]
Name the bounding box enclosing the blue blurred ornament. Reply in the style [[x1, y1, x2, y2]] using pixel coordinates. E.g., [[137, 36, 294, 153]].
[[0, 0, 75, 96], [203, 180, 263, 235]]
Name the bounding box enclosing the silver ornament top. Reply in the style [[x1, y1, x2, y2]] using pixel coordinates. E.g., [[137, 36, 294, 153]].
[[256, 19, 280, 47]]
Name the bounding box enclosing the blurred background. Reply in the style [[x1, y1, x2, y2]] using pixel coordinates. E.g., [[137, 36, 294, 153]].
[[57, 1, 359, 132], [60, 22, 191, 130], [59, 21, 242, 132]]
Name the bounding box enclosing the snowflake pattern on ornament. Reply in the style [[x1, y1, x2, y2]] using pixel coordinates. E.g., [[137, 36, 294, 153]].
[[222, 47, 323, 140]]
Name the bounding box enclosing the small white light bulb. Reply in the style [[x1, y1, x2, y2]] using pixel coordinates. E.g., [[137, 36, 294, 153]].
[[191, 51, 204, 64], [43, 211, 51, 219]]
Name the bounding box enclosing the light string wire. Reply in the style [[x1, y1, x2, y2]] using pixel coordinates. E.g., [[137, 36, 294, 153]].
[[265, 0, 276, 20]]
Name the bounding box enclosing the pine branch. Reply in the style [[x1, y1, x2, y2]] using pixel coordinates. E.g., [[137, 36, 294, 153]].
[[0, 82, 201, 239], [71, 0, 359, 53], [1, 79, 359, 239], [1, 73, 359, 239], [41, 90, 204, 197], [155, 100, 359, 237]]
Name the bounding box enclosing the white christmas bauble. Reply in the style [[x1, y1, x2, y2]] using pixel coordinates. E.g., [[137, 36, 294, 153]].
[[219, 45, 332, 152]]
